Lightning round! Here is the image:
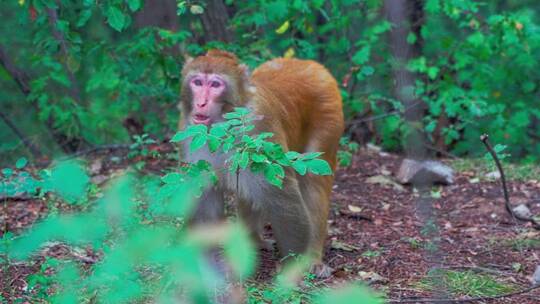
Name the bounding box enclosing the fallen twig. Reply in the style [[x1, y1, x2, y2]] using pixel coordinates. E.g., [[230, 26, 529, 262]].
[[388, 283, 540, 303], [59, 144, 130, 160], [338, 209, 373, 222], [480, 134, 540, 230]]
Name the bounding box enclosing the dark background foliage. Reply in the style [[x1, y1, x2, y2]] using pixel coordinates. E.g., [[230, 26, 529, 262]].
[[2, 0, 540, 164]]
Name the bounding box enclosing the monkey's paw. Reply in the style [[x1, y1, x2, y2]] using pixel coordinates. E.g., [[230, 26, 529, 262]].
[[310, 263, 334, 279]]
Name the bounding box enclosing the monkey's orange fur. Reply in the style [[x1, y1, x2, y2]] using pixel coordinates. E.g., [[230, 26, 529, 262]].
[[180, 50, 344, 276]]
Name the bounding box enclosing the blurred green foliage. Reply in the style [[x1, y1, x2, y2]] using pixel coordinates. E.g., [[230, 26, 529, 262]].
[[1, 107, 378, 302], [338, 136, 360, 167]]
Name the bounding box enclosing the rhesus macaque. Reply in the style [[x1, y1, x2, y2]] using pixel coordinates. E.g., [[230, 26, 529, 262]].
[[179, 50, 344, 277]]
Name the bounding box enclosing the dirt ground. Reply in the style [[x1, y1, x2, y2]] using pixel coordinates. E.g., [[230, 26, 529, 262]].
[[1, 145, 539, 303]]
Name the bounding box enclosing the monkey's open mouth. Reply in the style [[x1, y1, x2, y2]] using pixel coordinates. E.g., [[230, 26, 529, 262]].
[[192, 114, 210, 125]]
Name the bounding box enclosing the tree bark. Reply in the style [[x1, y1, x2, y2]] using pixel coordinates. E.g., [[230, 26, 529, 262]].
[[199, 0, 233, 43], [0, 110, 43, 159], [134, 0, 179, 31], [384, 0, 427, 160]]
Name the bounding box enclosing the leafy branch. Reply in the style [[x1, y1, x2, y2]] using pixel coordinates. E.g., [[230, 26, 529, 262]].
[[171, 107, 332, 188]]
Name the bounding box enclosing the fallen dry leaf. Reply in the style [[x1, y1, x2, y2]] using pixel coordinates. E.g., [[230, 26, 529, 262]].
[[331, 240, 361, 252]]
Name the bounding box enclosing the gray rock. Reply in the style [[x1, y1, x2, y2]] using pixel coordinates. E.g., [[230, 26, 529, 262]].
[[396, 158, 454, 185], [532, 265, 540, 286], [485, 170, 501, 180], [512, 204, 533, 219]]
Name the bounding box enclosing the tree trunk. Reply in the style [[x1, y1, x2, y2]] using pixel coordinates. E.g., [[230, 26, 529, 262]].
[[134, 0, 178, 31], [199, 0, 233, 43], [0, 110, 43, 159], [384, 0, 427, 160]]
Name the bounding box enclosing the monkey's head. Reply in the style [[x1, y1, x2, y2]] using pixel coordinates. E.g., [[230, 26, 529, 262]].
[[180, 50, 251, 126]]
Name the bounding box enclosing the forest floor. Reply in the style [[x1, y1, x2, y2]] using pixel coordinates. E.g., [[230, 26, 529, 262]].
[[1, 144, 540, 303]]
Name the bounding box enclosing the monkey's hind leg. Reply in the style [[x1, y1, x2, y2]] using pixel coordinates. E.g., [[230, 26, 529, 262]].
[[298, 174, 334, 278]]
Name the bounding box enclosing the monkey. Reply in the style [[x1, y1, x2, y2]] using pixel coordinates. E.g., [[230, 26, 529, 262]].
[[178, 50, 344, 278]]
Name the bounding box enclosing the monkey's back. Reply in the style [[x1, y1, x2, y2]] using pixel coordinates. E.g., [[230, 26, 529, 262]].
[[251, 58, 344, 168]]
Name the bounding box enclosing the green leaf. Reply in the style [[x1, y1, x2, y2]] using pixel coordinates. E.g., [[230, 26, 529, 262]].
[[48, 161, 90, 203], [360, 66, 375, 77], [227, 119, 242, 126], [256, 132, 274, 140], [251, 154, 267, 163], [224, 112, 241, 120], [239, 151, 250, 169], [522, 81, 536, 93], [2, 168, 13, 177], [222, 137, 234, 152], [50, 71, 71, 87], [273, 163, 285, 178], [285, 151, 301, 160], [275, 20, 290, 34], [302, 152, 324, 160], [427, 67, 439, 80], [292, 161, 307, 175], [126, 0, 141, 12], [106, 6, 126, 32], [76, 9, 92, 28], [306, 159, 332, 175], [425, 0, 441, 13], [263, 164, 283, 188], [406, 32, 417, 44], [352, 46, 371, 65], [170, 131, 190, 143], [190, 134, 207, 152], [16, 158, 28, 169], [171, 125, 208, 143], [208, 138, 221, 152], [210, 123, 229, 138], [161, 172, 182, 184], [234, 107, 251, 116]]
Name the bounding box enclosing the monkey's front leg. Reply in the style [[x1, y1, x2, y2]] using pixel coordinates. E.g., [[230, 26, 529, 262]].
[[237, 199, 275, 251], [190, 187, 225, 225]]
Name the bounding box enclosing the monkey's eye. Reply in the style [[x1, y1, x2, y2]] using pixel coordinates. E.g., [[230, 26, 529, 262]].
[[210, 81, 221, 88], [193, 79, 203, 86]]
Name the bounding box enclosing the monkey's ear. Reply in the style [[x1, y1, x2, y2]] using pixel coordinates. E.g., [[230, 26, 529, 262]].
[[239, 64, 256, 93], [239, 64, 251, 81], [183, 54, 193, 64]]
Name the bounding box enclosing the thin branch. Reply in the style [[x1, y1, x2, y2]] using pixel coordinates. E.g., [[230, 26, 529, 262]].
[[0, 110, 43, 159], [347, 100, 424, 125], [480, 134, 540, 229], [388, 283, 540, 303], [0, 45, 31, 95], [423, 143, 459, 159], [46, 7, 81, 102], [59, 144, 130, 160]]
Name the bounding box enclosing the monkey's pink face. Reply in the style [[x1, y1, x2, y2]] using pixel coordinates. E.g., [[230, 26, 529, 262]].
[[189, 73, 227, 126]]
